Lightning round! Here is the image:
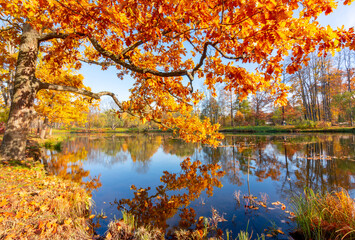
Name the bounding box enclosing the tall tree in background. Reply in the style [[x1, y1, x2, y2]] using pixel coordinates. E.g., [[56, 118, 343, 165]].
[[251, 91, 274, 125], [201, 95, 220, 124], [342, 48, 355, 125], [218, 88, 237, 127], [0, 0, 354, 159], [288, 49, 354, 124]]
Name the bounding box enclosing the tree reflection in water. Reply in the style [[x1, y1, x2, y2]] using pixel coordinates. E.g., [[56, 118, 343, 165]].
[[44, 148, 102, 195], [43, 133, 354, 236], [115, 157, 225, 233]]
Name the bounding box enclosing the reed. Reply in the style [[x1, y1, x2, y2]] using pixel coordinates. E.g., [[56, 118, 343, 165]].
[[291, 188, 355, 240]]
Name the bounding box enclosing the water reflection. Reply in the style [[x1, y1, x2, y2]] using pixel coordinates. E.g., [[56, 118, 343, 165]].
[[44, 148, 102, 194], [116, 157, 224, 232], [44, 133, 355, 236]]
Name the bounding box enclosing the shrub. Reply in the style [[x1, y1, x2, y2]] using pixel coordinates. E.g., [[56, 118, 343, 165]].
[[295, 120, 317, 129], [315, 121, 332, 128]]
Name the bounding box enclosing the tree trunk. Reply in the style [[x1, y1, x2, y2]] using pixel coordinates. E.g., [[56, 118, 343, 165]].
[[0, 24, 40, 160], [347, 70, 353, 126], [40, 117, 49, 139], [230, 91, 234, 127]]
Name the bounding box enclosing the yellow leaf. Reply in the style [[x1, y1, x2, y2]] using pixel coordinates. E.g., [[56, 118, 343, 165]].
[[0, 199, 7, 207], [276, 229, 285, 234], [64, 218, 72, 225], [106, 232, 112, 240]]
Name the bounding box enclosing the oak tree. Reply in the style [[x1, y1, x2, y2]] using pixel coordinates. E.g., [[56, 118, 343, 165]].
[[0, 0, 354, 159]]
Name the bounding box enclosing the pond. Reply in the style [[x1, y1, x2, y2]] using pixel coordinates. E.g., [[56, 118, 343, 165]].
[[43, 133, 355, 238]]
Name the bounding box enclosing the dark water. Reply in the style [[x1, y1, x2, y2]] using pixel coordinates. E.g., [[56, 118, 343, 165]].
[[44, 133, 355, 238]]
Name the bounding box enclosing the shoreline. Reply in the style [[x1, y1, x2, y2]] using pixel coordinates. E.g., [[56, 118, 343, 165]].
[[0, 161, 93, 239], [61, 126, 355, 134]]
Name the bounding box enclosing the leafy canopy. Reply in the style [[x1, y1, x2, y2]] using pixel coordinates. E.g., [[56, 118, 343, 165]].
[[0, 0, 354, 145]]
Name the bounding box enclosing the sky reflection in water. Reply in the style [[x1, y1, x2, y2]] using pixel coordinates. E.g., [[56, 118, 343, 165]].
[[44, 133, 355, 238]]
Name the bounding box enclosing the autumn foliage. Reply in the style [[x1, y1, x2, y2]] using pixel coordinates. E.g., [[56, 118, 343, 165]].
[[0, 163, 92, 239], [0, 0, 354, 158], [116, 157, 225, 230]]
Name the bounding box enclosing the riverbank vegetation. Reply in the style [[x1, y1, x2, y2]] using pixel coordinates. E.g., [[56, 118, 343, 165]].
[[291, 188, 355, 240], [0, 0, 354, 239], [0, 161, 92, 239]]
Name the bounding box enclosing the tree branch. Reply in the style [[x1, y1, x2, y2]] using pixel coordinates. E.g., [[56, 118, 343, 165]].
[[210, 45, 247, 60], [193, 42, 217, 73], [0, 17, 23, 31], [89, 37, 188, 77], [38, 32, 70, 42], [39, 81, 108, 99], [38, 31, 85, 42], [38, 80, 135, 118], [79, 58, 114, 67], [120, 40, 144, 56], [0, 26, 15, 33], [37, 80, 158, 122]]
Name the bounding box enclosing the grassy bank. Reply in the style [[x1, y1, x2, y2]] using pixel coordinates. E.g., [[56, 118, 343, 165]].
[[29, 134, 70, 151], [63, 127, 165, 134], [221, 125, 355, 133], [29, 125, 355, 137], [291, 188, 355, 240], [0, 161, 93, 239]]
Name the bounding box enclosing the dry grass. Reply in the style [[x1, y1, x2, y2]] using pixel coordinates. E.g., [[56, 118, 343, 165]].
[[292, 188, 355, 240], [234, 190, 241, 206], [106, 210, 164, 240], [0, 161, 92, 239]]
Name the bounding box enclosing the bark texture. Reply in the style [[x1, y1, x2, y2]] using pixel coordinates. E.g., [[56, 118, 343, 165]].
[[0, 24, 40, 160]]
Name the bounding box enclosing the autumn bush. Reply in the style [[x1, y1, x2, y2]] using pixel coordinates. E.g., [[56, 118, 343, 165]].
[[291, 188, 355, 240], [315, 121, 332, 129], [295, 120, 317, 129], [0, 161, 93, 239]]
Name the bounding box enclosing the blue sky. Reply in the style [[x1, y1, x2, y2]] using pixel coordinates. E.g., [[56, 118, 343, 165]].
[[81, 2, 355, 103]]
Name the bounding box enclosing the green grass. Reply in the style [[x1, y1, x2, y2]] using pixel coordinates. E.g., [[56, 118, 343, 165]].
[[221, 125, 292, 133], [221, 125, 355, 133], [40, 135, 71, 151], [65, 127, 163, 133], [291, 188, 355, 240]]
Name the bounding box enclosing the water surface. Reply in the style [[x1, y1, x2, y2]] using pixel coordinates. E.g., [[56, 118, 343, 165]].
[[44, 133, 355, 238]]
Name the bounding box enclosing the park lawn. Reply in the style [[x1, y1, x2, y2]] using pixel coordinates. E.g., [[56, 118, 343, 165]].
[[221, 125, 355, 133], [0, 160, 93, 240]]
